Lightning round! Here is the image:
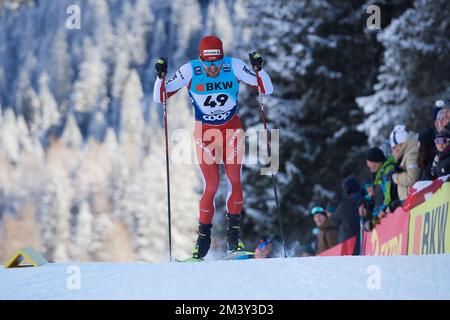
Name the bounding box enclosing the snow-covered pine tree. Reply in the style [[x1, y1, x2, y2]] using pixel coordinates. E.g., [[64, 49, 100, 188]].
[[38, 73, 61, 135], [16, 114, 33, 154], [89, 213, 114, 261], [40, 166, 73, 262], [13, 54, 41, 135], [0, 108, 19, 165], [122, 170, 154, 261], [49, 29, 71, 108], [111, 50, 131, 132], [358, 0, 450, 144], [120, 69, 145, 164], [70, 200, 93, 261], [61, 113, 83, 149], [88, 109, 107, 141], [70, 37, 108, 135]]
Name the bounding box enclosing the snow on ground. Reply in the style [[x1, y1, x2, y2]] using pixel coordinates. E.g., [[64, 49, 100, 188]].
[[1, 254, 449, 300]]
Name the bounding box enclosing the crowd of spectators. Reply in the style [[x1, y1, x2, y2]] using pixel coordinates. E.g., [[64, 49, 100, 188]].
[[254, 100, 450, 257], [305, 99, 450, 255]]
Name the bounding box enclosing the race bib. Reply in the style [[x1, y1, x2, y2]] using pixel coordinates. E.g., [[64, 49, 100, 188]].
[[191, 92, 237, 115]]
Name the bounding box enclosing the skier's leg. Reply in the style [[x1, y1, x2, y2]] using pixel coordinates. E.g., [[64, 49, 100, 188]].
[[194, 123, 221, 225], [223, 116, 245, 214], [192, 123, 221, 258], [192, 161, 219, 259], [224, 163, 244, 215], [198, 160, 220, 224], [223, 116, 245, 252]]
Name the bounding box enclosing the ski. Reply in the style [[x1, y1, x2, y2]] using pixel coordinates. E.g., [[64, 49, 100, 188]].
[[223, 251, 256, 260], [175, 257, 204, 263], [175, 251, 256, 262]]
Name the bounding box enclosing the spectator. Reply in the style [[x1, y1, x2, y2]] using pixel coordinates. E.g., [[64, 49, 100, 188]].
[[358, 183, 376, 231], [365, 147, 397, 218], [389, 125, 420, 201], [417, 102, 446, 181], [435, 100, 450, 132], [311, 206, 338, 254], [435, 109, 447, 132], [254, 236, 273, 259], [334, 177, 361, 254], [431, 129, 450, 178], [418, 128, 437, 180]]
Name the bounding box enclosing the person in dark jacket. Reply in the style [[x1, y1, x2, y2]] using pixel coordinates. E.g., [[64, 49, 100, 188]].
[[418, 128, 437, 181], [358, 183, 376, 231], [431, 129, 450, 178], [311, 206, 338, 254], [417, 102, 448, 181], [334, 177, 362, 255]]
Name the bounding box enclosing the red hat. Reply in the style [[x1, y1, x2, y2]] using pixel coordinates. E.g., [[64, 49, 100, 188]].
[[199, 35, 223, 61]]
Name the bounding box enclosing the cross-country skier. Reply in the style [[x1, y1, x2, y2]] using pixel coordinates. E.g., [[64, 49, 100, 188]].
[[153, 35, 273, 260]]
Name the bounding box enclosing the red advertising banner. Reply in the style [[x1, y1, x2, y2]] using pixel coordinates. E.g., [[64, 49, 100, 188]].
[[363, 207, 410, 256], [318, 236, 356, 256], [403, 178, 445, 211]]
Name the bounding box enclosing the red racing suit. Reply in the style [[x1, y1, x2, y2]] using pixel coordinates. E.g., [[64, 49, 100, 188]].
[[153, 56, 273, 224]]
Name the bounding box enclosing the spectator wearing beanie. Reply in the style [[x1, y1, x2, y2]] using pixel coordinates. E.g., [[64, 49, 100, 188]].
[[431, 129, 450, 178], [311, 206, 338, 254], [418, 128, 437, 180], [389, 125, 420, 201], [334, 177, 362, 254], [365, 147, 397, 219]]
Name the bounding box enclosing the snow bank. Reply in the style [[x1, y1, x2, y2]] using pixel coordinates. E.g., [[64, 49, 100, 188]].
[[1, 254, 449, 300]]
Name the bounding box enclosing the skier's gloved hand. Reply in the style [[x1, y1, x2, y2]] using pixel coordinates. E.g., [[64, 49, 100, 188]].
[[155, 57, 168, 78], [248, 51, 264, 71]]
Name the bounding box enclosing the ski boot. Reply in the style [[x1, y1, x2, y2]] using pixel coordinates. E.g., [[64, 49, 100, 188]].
[[191, 223, 212, 261], [226, 214, 245, 254]]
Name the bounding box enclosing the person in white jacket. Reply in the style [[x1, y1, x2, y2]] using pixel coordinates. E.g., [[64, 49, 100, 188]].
[[390, 125, 420, 201]]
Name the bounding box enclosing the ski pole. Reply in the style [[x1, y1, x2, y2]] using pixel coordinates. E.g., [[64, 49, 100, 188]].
[[254, 69, 288, 258], [161, 74, 173, 262]]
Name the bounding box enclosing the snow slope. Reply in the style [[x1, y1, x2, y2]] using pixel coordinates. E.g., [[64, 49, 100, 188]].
[[1, 255, 449, 300]]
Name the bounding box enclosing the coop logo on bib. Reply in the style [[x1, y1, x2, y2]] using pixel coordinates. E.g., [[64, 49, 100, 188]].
[[203, 111, 231, 122]]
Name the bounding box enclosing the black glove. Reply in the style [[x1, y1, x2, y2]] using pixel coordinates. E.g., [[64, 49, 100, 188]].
[[394, 163, 404, 173], [155, 57, 167, 78], [248, 51, 264, 71]]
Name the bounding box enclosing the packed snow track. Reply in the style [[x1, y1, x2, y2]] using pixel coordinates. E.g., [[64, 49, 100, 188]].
[[1, 255, 449, 299]]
